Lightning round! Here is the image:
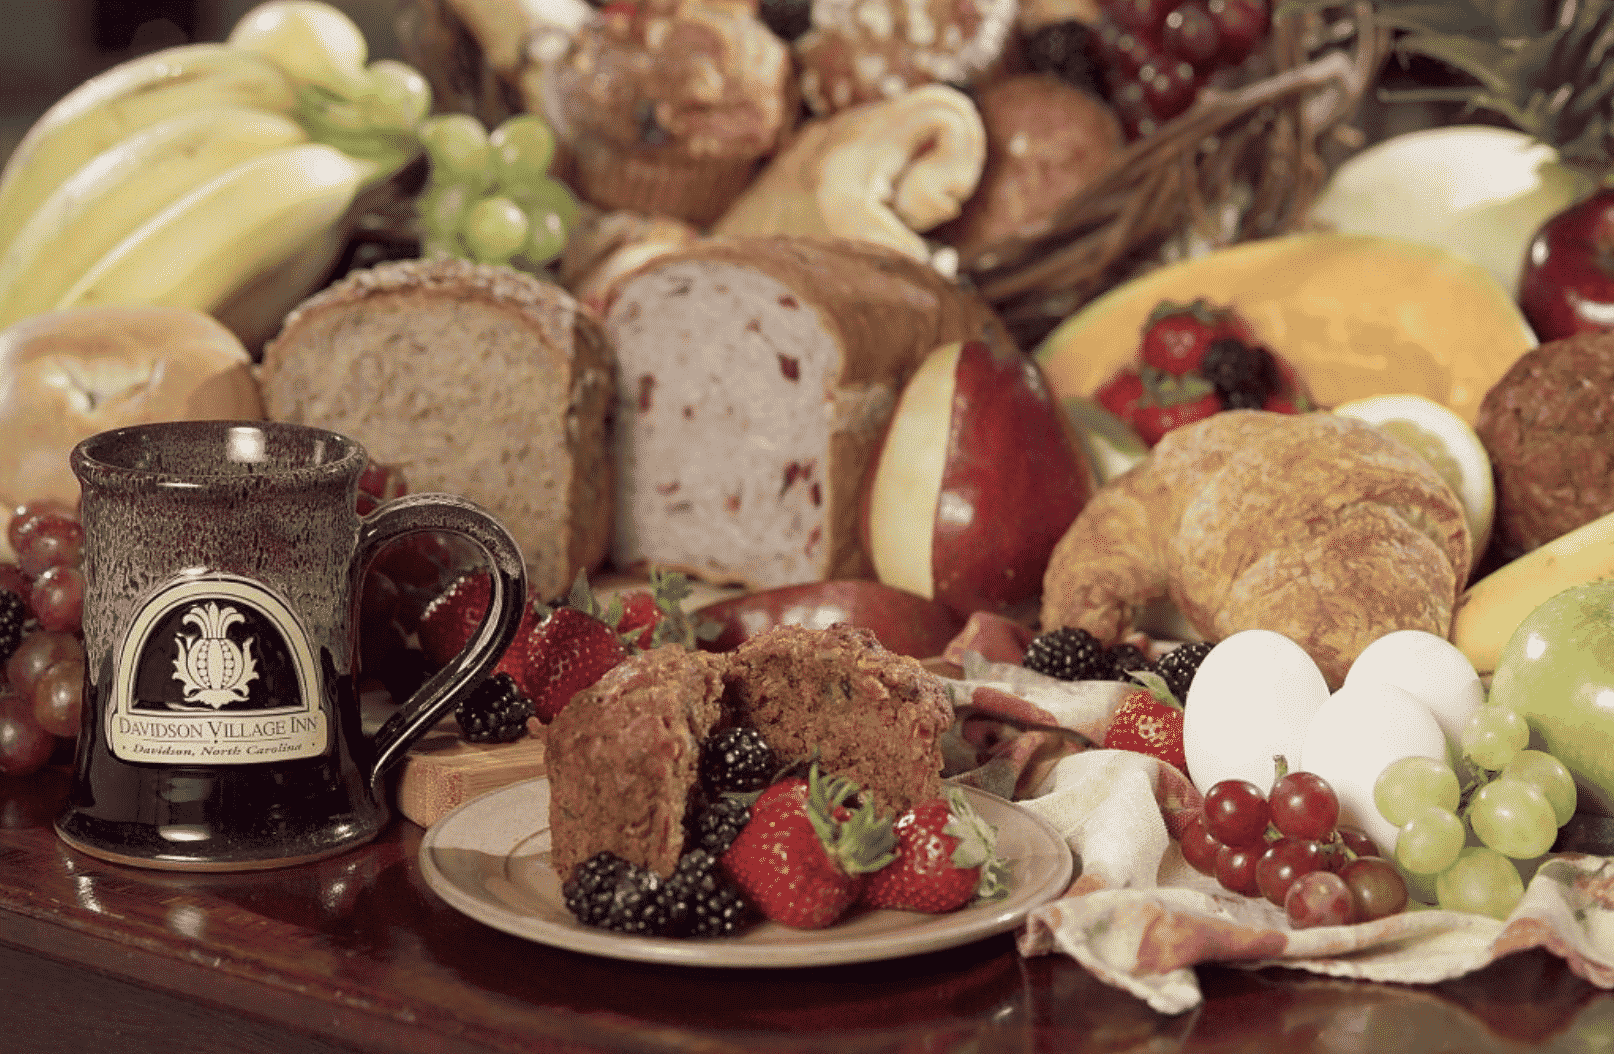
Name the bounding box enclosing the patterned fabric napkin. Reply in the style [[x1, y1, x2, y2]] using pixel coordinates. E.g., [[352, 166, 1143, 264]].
[[937, 613, 1614, 1015]]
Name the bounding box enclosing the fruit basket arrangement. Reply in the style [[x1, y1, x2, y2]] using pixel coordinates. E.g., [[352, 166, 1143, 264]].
[[391, 0, 1386, 343]]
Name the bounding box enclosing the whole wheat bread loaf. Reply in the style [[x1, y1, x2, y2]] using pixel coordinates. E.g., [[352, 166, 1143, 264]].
[[603, 235, 1014, 589], [258, 257, 615, 600]]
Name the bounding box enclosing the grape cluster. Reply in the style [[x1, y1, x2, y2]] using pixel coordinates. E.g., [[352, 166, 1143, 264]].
[[1374, 706, 1576, 920], [0, 500, 90, 776], [416, 112, 581, 270], [1182, 762, 1409, 928], [1090, 0, 1271, 139]]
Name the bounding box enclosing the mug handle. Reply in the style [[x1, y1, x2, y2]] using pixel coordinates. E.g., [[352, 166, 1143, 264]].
[[353, 492, 527, 793]]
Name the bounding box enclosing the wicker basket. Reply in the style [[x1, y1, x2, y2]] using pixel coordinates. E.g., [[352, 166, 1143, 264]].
[[964, 5, 1388, 345], [391, 0, 1386, 345]]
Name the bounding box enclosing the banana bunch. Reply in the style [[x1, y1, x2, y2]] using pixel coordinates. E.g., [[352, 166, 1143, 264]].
[[0, 1, 431, 337], [1451, 507, 1614, 676]]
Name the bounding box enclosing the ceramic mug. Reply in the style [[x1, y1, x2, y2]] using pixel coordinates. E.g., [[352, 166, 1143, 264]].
[[55, 420, 526, 871]]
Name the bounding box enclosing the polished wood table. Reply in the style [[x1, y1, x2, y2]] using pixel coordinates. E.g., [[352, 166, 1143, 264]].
[[0, 764, 1607, 1054]]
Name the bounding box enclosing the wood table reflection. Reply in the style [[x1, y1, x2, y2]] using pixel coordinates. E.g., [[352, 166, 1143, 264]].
[[0, 765, 1608, 1054]]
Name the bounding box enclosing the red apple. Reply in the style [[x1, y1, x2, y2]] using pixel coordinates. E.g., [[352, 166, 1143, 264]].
[[1518, 187, 1614, 342], [861, 339, 1094, 616], [694, 580, 966, 659]]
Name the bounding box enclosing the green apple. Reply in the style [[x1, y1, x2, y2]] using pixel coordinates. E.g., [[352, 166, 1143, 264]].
[[1488, 580, 1614, 815]]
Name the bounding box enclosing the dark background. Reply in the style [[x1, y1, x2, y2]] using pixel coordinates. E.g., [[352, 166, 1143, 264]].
[[0, 0, 408, 166]]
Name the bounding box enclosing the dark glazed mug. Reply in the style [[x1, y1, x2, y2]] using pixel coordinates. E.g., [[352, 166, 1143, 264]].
[[55, 420, 526, 870]]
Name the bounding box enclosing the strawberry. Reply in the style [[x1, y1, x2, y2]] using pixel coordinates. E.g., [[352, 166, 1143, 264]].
[[1103, 668, 1188, 772], [419, 569, 628, 722], [616, 591, 662, 650], [1131, 386, 1222, 446], [720, 764, 896, 929], [515, 603, 630, 721], [611, 565, 718, 650], [1139, 299, 1223, 376], [1094, 367, 1147, 425], [860, 787, 1009, 914]]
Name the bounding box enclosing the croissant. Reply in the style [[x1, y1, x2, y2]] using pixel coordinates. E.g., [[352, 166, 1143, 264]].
[[1039, 410, 1472, 688]]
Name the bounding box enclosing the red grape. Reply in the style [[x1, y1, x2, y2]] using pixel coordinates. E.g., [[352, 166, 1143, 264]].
[[1215, 843, 1261, 896], [1255, 837, 1325, 906], [1284, 870, 1355, 928], [356, 460, 408, 516], [10, 507, 83, 577], [1180, 812, 1225, 875], [1163, 1, 1220, 71], [1268, 769, 1340, 840], [1207, 0, 1268, 64], [7, 631, 80, 699], [1203, 778, 1270, 848], [1336, 825, 1381, 860], [0, 562, 30, 601], [6, 499, 73, 550], [30, 565, 84, 633], [1112, 0, 1172, 44], [33, 657, 84, 739], [1139, 59, 1199, 122], [1338, 857, 1409, 922], [0, 689, 54, 777]]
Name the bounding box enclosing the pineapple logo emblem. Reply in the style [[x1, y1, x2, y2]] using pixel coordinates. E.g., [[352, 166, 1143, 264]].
[[171, 601, 260, 709]]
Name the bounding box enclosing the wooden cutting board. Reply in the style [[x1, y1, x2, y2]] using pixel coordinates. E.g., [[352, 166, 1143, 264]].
[[396, 724, 548, 828]]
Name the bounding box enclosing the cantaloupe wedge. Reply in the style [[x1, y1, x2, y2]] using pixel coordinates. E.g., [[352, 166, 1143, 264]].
[[1034, 233, 1537, 424]]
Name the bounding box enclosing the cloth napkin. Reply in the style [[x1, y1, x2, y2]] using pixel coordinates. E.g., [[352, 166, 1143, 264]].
[[937, 613, 1614, 1015]]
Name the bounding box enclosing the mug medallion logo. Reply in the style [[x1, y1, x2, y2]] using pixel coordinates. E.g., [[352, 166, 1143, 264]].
[[172, 601, 260, 708]]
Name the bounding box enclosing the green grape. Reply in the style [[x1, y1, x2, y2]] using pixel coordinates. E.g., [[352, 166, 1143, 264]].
[[462, 195, 530, 264], [419, 114, 495, 192], [1394, 804, 1466, 875], [508, 178, 582, 231], [364, 59, 433, 130], [1436, 845, 1524, 920], [1469, 777, 1558, 859], [1374, 755, 1461, 827], [523, 207, 568, 267], [1502, 749, 1577, 827], [418, 183, 473, 242], [491, 114, 558, 188], [1461, 704, 1531, 771]]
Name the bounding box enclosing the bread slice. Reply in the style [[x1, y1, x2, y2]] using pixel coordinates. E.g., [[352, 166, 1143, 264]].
[[603, 234, 1014, 590], [259, 258, 614, 600]]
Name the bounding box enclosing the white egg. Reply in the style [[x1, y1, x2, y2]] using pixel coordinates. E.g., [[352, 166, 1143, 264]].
[[1343, 629, 1485, 759], [1182, 629, 1331, 794], [1299, 681, 1449, 856]]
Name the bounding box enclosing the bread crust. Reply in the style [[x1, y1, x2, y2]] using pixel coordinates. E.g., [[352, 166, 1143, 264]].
[[605, 234, 1015, 588], [1040, 410, 1472, 687], [259, 258, 614, 600]]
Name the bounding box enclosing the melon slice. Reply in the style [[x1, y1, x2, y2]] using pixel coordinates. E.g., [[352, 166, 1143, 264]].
[[1034, 233, 1537, 424]]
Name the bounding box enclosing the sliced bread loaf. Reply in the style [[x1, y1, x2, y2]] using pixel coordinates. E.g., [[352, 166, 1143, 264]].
[[259, 257, 615, 600], [603, 234, 1014, 589]]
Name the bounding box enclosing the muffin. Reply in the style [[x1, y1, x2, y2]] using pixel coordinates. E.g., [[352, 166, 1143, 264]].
[[534, 0, 797, 226], [1474, 329, 1614, 558], [793, 0, 1019, 115]]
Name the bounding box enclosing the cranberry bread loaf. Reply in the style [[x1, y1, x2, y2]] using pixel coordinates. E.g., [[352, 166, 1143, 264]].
[[259, 258, 615, 601], [602, 234, 1015, 590], [546, 623, 954, 879]]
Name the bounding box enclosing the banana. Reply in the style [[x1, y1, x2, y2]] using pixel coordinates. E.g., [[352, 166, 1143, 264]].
[[0, 42, 297, 259], [1450, 508, 1614, 676], [54, 143, 376, 318], [0, 107, 309, 331]]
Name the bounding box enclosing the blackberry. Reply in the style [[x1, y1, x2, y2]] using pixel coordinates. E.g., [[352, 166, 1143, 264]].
[[1024, 626, 1110, 681], [757, 0, 812, 42], [691, 794, 751, 856], [561, 851, 669, 935], [1200, 338, 1277, 408], [1153, 641, 1215, 702], [658, 849, 756, 938], [454, 672, 534, 743], [0, 590, 26, 667], [699, 726, 776, 794], [1105, 643, 1153, 683], [1021, 20, 1102, 95]]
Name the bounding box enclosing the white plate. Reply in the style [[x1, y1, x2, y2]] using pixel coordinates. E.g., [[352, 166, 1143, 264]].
[[419, 778, 1075, 968]]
